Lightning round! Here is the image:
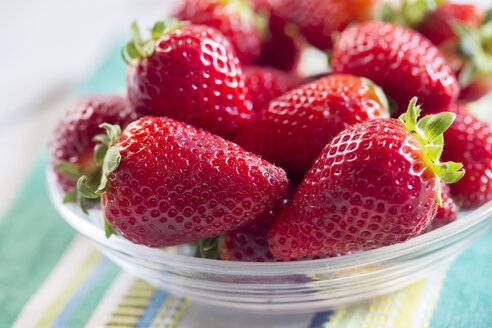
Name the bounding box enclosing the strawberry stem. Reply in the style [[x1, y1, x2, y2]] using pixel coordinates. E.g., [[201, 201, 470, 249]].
[[75, 123, 122, 237], [399, 97, 465, 206], [381, 0, 445, 28], [453, 19, 492, 86], [121, 20, 187, 64], [195, 237, 220, 259], [361, 78, 390, 115]]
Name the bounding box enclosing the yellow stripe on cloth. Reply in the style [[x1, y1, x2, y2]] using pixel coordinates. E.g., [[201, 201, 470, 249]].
[[35, 248, 102, 328], [323, 270, 447, 328], [392, 280, 426, 328], [106, 279, 157, 327]]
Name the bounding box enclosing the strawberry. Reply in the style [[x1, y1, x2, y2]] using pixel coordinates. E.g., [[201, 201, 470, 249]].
[[251, 0, 304, 72], [331, 21, 459, 115], [425, 182, 458, 232], [219, 225, 331, 261], [428, 103, 492, 210], [124, 21, 253, 139], [268, 98, 464, 258], [78, 116, 289, 248], [219, 197, 285, 262], [235, 74, 389, 180], [219, 183, 293, 262], [418, 2, 485, 46], [243, 66, 302, 113], [173, 0, 264, 65], [219, 190, 332, 261], [269, 0, 357, 50], [418, 3, 492, 102], [49, 95, 137, 194]]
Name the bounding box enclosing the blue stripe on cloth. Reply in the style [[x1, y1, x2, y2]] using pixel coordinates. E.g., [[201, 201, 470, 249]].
[[308, 311, 333, 328], [136, 289, 170, 328], [51, 257, 112, 328]]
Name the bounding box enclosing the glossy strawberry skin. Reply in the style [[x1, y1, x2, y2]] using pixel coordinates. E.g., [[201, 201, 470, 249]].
[[126, 24, 253, 139], [268, 118, 439, 258], [219, 184, 292, 262], [418, 2, 484, 46], [235, 74, 389, 179], [429, 104, 492, 210], [425, 182, 458, 232], [418, 3, 488, 102], [219, 225, 330, 262], [252, 0, 304, 71], [174, 0, 262, 65], [244, 66, 302, 113], [270, 0, 354, 50], [102, 117, 289, 248], [331, 21, 459, 114], [49, 95, 137, 192], [219, 206, 283, 262], [459, 76, 492, 102], [219, 189, 331, 262]]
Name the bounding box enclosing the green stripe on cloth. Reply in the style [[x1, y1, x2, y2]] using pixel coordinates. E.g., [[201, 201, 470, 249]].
[[0, 40, 127, 328], [430, 228, 492, 327], [0, 155, 76, 328]]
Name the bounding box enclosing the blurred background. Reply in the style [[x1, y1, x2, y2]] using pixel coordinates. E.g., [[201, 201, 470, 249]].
[[0, 0, 491, 217], [0, 0, 175, 215]]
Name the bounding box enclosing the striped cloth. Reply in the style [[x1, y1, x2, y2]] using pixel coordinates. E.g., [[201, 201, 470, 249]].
[[1, 43, 491, 328]]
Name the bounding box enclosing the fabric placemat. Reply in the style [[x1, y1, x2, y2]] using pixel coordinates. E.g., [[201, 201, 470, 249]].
[[1, 42, 491, 328]]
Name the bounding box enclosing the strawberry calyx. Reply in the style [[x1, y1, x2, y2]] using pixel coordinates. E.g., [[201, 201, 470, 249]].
[[453, 11, 492, 86], [121, 20, 187, 64], [57, 151, 103, 206], [221, 0, 267, 38], [399, 97, 465, 206], [194, 237, 220, 259], [76, 123, 122, 237], [381, 0, 445, 28], [361, 77, 390, 116]]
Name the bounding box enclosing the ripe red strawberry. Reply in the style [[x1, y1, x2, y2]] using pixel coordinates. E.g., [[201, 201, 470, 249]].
[[219, 184, 291, 261], [269, 0, 357, 50], [219, 225, 331, 261], [78, 116, 289, 248], [425, 182, 458, 232], [244, 66, 302, 113], [459, 75, 492, 102], [219, 196, 286, 262], [331, 21, 459, 114], [125, 21, 253, 139], [173, 0, 264, 65], [419, 2, 485, 47], [49, 95, 137, 193], [268, 98, 464, 258], [428, 103, 492, 210], [418, 3, 491, 102], [235, 74, 389, 179], [251, 0, 304, 72], [219, 185, 332, 261]]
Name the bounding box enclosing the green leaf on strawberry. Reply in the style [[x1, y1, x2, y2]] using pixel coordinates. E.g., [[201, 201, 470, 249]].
[[399, 97, 465, 206], [122, 20, 187, 63]]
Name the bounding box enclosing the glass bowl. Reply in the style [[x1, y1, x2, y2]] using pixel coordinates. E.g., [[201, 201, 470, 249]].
[[47, 168, 492, 314]]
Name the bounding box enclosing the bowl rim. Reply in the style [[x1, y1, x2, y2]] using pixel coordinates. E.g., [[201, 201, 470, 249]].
[[47, 168, 492, 275]]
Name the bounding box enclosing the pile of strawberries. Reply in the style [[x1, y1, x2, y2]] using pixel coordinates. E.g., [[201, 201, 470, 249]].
[[49, 0, 492, 262]]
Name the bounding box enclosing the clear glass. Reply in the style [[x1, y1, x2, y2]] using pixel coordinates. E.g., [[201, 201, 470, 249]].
[[47, 168, 492, 313]]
